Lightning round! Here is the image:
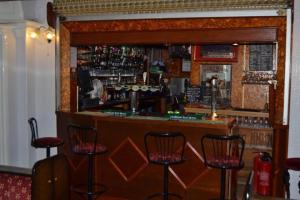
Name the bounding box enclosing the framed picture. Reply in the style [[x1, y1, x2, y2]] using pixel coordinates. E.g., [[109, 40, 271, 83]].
[[249, 44, 276, 71], [194, 45, 238, 62]]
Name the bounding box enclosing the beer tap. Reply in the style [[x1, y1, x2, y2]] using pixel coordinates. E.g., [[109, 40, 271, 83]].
[[211, 77, 218, 120]]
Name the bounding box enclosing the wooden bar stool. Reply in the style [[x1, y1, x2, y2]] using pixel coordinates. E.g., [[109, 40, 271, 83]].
[[28, 117, 64, 158], [67, 124, 107, 200], [283, 158, 300, 199], [144, 131, 186, 200], [201, 134, 245, 200]]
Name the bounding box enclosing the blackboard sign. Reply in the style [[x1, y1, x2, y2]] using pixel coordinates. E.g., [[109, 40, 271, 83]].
[[249, 44, 275, 71], [186, 86, 201, 103]]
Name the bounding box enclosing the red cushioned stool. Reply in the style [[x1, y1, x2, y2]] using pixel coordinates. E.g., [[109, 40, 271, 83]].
[[283, 158, 300, 199], [144, 131, 186, 200], [67, 124, 107, 200], [201, 134, 245, 200], [28, 117, 64, 158]]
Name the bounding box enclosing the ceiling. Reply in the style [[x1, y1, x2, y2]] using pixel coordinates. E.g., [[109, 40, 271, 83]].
[[53, 0, 292, 16]]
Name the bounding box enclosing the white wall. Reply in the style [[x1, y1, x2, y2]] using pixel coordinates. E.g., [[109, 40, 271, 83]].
[[27, 25, 56, 165], [0, 0, 56, 168], [288, 0, 300, 199], [0, 0, 50, 24], [0, 29, 5, 164], [0, 1, 24, 23]]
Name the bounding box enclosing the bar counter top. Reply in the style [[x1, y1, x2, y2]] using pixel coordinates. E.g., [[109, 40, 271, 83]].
[[77, 110, 236, 129]]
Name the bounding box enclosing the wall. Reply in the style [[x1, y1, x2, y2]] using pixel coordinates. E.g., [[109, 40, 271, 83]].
[[0, 29, 5, 164], [288, 0, 300, 198], [0, 0, 49, 24], [0, 0, 56, 168]]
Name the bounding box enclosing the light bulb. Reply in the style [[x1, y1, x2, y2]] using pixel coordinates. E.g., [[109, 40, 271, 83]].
[[30, 31, 38, 38], [46, 31, 54, 43]]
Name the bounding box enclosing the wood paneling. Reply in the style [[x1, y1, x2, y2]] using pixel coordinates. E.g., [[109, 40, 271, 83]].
[[70, 28, 277, 46], [57, 111, 235, 200], [272, 123, 289, 197], [60, 24, 71, 112], [59, 16, 288, 197]]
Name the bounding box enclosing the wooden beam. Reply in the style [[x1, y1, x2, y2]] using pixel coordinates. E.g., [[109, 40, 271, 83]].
[[70, 28, 277, 46]]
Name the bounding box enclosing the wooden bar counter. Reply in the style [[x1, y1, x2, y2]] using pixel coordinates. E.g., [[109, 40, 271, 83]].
[[56, 111, 236, 200]]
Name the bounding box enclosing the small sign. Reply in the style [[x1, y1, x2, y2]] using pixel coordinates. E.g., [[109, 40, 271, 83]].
[[186, 86, 201, 103], [249, 44, 275, 71], [182, 59, 191, 72], [194, 45, 237, 62]]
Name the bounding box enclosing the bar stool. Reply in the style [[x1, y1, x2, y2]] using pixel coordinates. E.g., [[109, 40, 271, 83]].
[[283, 158, 300, 199], [144, 131, 186, 200], [67, 124, 107, 200], [201, 134, 245, 200], [28, 117, 64, 158]]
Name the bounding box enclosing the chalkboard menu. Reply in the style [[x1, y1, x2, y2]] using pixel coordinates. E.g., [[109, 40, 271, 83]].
[[249, 44, 275, 71], [186, 86, 201, 103]]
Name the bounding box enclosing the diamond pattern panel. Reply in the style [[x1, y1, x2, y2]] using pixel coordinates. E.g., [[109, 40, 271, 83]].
[[63, 148, 87, 172], [109, 137, 148, 181], [170, 142, 208, 189]]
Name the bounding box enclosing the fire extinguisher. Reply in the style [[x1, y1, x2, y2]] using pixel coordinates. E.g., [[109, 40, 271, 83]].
[[253, 152, 272, 196], [257, 152, 272, 196]]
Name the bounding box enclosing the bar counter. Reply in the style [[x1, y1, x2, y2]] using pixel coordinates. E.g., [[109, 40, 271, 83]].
[[56, 111, 236, 200]]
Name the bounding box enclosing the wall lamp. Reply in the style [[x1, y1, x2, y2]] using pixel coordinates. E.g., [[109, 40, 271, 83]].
[[30, 26, 55, 43]]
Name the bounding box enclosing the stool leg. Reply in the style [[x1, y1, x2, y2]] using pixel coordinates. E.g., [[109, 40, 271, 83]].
[[88, 154, 94, 200], [46, 147, 50, 158], [220, 169, 226, 200], [283, 169, 290, 199], [163, 164, 169, 200]]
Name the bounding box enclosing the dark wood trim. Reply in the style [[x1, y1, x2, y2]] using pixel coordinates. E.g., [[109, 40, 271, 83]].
[[70, 28, 277, 46], [272, 123, 289, 197], [47, 2, 56, 29]]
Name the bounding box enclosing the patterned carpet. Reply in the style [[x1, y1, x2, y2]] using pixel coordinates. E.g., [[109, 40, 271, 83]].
[[0, 172, 31, 200]]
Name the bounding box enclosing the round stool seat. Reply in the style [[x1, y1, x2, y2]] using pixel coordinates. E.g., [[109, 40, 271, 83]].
[[73, 143, 107, 155], [149, 152, 183, 164], [144, 131, 186, 200], [32, 137, 64, 148], [68, 124, 107, 200], [285, 158, 300, 171], [207, 156, 244, 169]]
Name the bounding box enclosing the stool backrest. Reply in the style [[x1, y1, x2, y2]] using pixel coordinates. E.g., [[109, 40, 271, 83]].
[[201, 134, 245, 169], [28, 117, 38, 145], [67, 124, 98, 155], [144, 132, 186, 165]]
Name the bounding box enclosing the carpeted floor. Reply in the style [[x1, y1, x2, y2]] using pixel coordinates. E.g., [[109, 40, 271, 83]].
[[0, 172, 31, 200]]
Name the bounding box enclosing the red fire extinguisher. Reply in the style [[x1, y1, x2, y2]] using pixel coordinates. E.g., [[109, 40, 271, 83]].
[[253, 152, 272, 196]]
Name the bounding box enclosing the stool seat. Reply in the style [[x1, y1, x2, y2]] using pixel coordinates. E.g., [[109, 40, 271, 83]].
[[207, 156, 243, 169], [32, 137, 64, 148], [68, 124, 107, 200], [28, 117, 64, 158], [285, 158, 300, 171], [201, 134, 245, 200], [73, 143, 107, 154], [283, 157, 300, 199], [144, 131, 186, 200], [149, 152, 182, 164]]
